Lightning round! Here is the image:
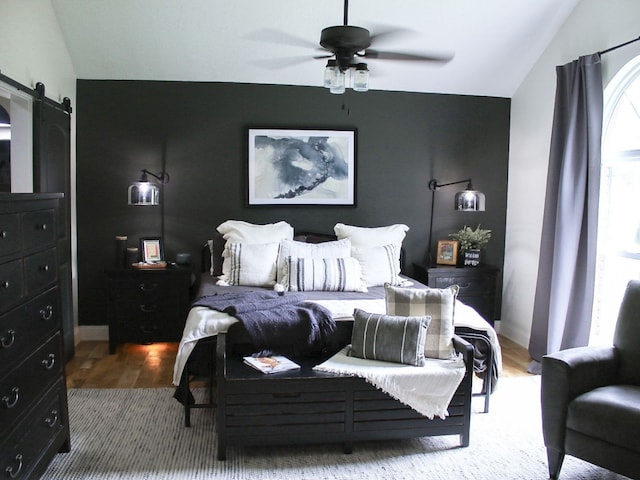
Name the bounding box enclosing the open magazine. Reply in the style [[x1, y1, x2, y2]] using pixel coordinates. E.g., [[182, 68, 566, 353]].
[[243, 355, 301, 374]]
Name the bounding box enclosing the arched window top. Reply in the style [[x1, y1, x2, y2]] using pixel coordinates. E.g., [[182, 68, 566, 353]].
[[603, 53, 640, 156]]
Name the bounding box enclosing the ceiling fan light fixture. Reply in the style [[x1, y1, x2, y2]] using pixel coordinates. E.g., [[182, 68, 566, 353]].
[[329, 69, 346, 94], [323, 59, 338, 88], [352, 63, 369, 92]]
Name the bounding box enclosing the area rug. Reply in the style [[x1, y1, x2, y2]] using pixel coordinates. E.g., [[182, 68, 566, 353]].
[[42, 376, 630, 480]]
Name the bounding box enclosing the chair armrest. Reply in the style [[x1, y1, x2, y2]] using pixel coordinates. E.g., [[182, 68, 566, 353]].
[[453, 334, 474, 376], [541, 346, 618, 451]]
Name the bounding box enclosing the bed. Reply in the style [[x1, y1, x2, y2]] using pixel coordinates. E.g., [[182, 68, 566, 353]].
[[172, 222, 501, 459]]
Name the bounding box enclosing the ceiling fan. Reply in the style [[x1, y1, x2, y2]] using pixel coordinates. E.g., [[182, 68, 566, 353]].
[[315, 0, 453, 93]]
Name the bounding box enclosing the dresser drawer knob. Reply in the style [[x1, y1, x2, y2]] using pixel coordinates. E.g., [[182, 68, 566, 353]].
[[139, 283, 158, 291], [2, 387, 19, 409], [42, 353, 56, 370], [40, 264, 50, 272], [45, 409, 60, 428], [5, 454, 23, 479], [1, 281, 9, 289], [0, 329, 15, 348], [0, 231, 7, 239], [40, 305, 54, 320], [139, 304, 158, 313], [37, 223, 48, 231]]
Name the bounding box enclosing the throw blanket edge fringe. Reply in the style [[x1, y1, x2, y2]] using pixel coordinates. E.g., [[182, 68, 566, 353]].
[[314, 347, 465, 420]]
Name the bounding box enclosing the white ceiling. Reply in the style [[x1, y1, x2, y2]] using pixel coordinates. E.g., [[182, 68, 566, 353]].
[[50, 0, 580, 98]]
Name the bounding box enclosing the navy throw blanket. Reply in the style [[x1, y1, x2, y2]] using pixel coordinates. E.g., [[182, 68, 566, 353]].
[[192, 291, 336, 356]]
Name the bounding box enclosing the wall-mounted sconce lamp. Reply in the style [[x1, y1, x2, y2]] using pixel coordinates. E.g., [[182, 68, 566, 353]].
[[427, 178, 486, 263], [127, 169, 170, 206]]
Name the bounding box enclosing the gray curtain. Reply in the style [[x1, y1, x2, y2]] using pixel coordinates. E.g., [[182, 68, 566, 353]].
[[528, 53, 603, 374]]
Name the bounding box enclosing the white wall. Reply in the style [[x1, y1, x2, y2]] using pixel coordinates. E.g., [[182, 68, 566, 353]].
[[502, 0, 640, 347], [0, 0, 79, 336]]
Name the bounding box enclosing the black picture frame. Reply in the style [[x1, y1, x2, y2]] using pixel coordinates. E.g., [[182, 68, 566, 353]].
[[140, 237, 163, 263]]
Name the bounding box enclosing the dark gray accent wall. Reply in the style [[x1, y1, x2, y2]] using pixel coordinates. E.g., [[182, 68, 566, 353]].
[[76, 80, 510, 326]]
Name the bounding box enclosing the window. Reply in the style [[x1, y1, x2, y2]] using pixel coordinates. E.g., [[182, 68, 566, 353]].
[[591, 54, 640, 346]]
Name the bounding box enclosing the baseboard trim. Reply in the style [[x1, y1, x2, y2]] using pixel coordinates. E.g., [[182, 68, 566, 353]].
[[78, 325, 109, 341]]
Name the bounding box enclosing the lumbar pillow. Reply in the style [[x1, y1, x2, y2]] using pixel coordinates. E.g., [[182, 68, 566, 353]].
[[276, 238, 352, 284], [351, 243, 405, 287], [216, 220, 293, 280], [384, 284, 459, 359], [334, 223, 409, 248], [284, 256, 367, 292], [350, 308, 430, 366], [224, 242, 280, 287]]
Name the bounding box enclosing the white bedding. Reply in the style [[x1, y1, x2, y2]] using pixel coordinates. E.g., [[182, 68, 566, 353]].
[[171, 297, 501, 385]]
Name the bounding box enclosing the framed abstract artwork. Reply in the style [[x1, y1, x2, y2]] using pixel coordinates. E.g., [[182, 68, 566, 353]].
[[247, 128, 356, 205]]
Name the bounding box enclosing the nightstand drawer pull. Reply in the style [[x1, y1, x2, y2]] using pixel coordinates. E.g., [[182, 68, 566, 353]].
[[0, 329, 15, 348], [45, 409, 60, 428], [1, 281, 9, 289], [40, 305, 54, 320], [39, 264, 50, 272], [42, 353, 56, 370], [2, 387, 19, 408], [139, 304, 158, 313], [37, 223, 48, 231], [5, 454, 23, 479], [458, 282, 471, 289], [139, 283, 158, 291], [0, 230, 7, 239]]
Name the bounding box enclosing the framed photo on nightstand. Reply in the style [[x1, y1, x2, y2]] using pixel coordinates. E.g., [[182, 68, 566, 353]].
[[436, 240, 458, 265], [140, 237, 163, 263]]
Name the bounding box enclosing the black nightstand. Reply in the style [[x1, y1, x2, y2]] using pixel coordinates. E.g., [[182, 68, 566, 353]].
[[106, 267, 192, 353], [413, 264, 500, 326]]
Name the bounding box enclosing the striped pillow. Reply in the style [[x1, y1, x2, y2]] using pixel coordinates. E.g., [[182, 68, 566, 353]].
[[350, 309, 430, 366], [284, 257, 367, 292], [351, 243, 403, 286], [226, 242, 279, 287]]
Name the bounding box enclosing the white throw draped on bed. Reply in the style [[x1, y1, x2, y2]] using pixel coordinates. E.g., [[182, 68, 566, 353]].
[[313, 347, 466, 419]]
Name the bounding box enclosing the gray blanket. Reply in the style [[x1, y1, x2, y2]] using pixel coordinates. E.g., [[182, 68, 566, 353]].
[[191, 291, 336, 356]]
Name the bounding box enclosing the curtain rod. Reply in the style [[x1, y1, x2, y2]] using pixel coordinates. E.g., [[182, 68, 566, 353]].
[[599, 35, 640, 56]]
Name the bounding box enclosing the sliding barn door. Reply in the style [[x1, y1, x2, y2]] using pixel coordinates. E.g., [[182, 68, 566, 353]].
[[34, 98, 74, 360]]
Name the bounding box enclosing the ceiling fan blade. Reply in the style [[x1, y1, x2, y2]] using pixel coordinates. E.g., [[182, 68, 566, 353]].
[[362, 49, 454, 63], [368, 26, 416, 46], [250, 55, 318, 70], [244, 28, 318, 50]]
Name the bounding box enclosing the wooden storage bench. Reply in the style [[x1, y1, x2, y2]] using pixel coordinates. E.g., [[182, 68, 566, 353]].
[[215, 328, 473, 461]]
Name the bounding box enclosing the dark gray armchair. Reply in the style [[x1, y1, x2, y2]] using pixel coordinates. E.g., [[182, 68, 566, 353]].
[[541, 280, 640, 480]]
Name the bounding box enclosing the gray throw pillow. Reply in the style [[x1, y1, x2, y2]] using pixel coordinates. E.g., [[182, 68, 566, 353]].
[[350, 308, 430, 366]]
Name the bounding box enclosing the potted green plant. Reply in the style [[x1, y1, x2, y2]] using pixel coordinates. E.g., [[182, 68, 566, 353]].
[[449, 224, 492, 267]]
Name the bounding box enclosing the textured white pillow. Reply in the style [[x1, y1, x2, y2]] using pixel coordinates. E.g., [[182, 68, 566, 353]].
[[225, 242, 280, 287], [276, 238, 352, 284], [351, 243, 404, 287], [285, 257, 367, 292], [334, 223, 409, 247], [217, 220, 293, 280]]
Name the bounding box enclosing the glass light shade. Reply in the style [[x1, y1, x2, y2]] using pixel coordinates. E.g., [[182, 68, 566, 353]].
[[128, 181, 160, 206], [353, 63, 369, 92], [330, 70, 346, 94], [323, 60, 337, 88], [455, 189, 486, 211]]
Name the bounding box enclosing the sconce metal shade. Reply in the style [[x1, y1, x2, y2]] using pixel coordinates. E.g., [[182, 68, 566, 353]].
[[127, 169, 169, 206], [128, 181, 160, 206], [455, 188, 486, 211]]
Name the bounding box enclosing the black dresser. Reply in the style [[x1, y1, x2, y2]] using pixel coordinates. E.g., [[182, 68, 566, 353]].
[[106, 267, 192, 353], [0, 193, 71, 478]]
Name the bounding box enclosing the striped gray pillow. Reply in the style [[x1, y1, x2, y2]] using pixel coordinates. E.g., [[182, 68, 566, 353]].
[[285, 257, 367, 292], [385, 284, 459, 359], [350, 309, 430, 366]]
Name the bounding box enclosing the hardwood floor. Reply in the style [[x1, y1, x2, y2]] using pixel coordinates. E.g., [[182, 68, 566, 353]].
[[65, 335, 533, 389]]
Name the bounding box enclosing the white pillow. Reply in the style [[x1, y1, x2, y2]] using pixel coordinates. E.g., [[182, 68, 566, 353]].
[[217, 220, 294, 280], [334, 223, 409, 247], [285, 257, 367, 292], [276, 238, 352, 284], [225, 242, 280, 287], [351, 243, 405, 287]]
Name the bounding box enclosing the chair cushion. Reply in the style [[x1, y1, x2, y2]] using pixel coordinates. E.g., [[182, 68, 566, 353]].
[[567, 384, 640, 453]]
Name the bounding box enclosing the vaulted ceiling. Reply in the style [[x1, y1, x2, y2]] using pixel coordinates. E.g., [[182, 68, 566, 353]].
[[51, 0, 580, 98]]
